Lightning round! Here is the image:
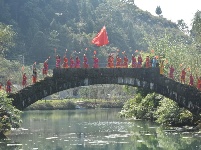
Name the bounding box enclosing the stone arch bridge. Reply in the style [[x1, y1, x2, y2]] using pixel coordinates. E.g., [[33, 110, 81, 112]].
[[8, 68, 201, 115]]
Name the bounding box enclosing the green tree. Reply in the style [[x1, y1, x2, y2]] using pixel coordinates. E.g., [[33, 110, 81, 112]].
[[155, 6, 162, 16], [0, 0, 190, 70], [0, 23, 15, 55], [154, 98, 194, 125], [191, 10, 201, 42], [177, 19, 189, 34], [191, 10, 201, 53], [0, 91, 21, 137]]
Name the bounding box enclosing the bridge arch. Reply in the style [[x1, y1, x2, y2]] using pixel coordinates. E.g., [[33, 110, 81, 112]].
[[8, 68, 201, 115]]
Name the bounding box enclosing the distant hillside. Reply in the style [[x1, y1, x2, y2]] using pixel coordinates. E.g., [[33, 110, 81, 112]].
[[0, 0, 190, 66]]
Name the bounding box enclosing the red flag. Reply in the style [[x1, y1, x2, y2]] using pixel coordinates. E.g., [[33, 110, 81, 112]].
[[91, 26, 109, 47]]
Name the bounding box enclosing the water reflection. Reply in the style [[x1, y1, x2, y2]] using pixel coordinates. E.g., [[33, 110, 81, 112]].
[[1, 109, 201, 150]]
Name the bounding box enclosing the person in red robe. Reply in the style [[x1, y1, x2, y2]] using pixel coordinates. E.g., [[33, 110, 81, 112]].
[[145, 56, 150, 68], [6, 79, 12, 93], [180, 68, 186, 84], [63, 55, 69, 68], [123, 55, 128, 68], [56, 55, 61, 68], [132, 54, 137, 68], [107, 54, 114, 68], [22, 73, 27, 88], [169, 65, 175, 79], [93, 55, 99, 68], [83, 54, 89, 68], [116, 55, 122, 68], [70, 56, 74, 68], [75, 56, 81, 68], [196, 74, 201, 90], [43, 59, 49, 77], [138, 55, 143, 68], [189, 73, 194, 86]]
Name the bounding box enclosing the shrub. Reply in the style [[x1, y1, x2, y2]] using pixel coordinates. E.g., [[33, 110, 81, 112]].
[[154, 98, 194, 126], [0, 91, 21, 135]]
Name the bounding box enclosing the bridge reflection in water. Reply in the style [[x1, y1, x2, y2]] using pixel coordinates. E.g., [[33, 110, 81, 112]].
[[8, 68, 201, 115]]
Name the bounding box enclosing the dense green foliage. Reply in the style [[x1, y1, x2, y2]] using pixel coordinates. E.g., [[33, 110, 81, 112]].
[[154, 98, 194, 126], [25, 99, 123, 110], [0, 23, 15, 55], [26, 99, 76, 110], [0, 0, 182, 67], [0, 91, 21, 135], [120, 89, 196, 126], [191, 10, 201, 56]]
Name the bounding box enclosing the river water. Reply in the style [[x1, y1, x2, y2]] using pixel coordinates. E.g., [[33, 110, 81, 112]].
[[1, 108, 201, 150]]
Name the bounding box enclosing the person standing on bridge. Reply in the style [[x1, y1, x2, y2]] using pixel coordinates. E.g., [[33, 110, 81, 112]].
[[70, 56, 74, 68], [116, 54, 122, 68], [22, 73, 27, 88], [93, 55, 99, 68], [189, 73, 194, 86], [152, 56, 157, 67], [63, 55, 69, 68], [75, 56, 81, 68], [131, 54, 137, 68], [169, 65, 175, 79], [180, 68, 186, 84], [56, 55, 61, 68], [83, 54, 89, 68], [196, 74, 201, 90], [108, 54, 114, 68], [6, 79, 12, 93], [123, 54, 128, 68], [32, 62, 37, 84], [137, 55, 143, 68], [111, 54, 114, 68], [145, 56, 150, 68], [32, 67, 37, 84], [43, 57, 49, 77]]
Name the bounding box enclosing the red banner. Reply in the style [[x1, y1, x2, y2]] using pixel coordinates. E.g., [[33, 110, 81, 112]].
[[92, 26, 109, 47]]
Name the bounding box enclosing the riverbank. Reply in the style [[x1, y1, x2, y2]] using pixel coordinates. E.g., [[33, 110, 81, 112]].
[[25, 99, 124, 110]]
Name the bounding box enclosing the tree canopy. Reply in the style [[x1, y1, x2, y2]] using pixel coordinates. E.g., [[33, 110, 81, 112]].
[[0, 0, 183, 66], [155, 6, 162, 16], [0, 23, 15, 55]]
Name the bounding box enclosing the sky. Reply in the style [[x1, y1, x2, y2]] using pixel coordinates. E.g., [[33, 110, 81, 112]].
[[134, 0, 200, 29]]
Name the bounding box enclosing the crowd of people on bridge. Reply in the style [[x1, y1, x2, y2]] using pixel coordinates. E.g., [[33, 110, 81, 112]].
[[54, 53, 158, 69], [167, 65, 201, 90], [1, 50, 201, 93]]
